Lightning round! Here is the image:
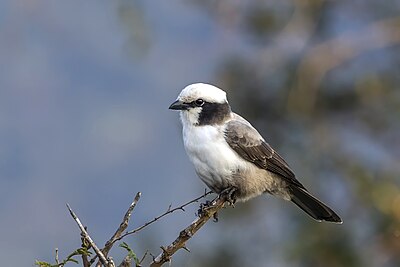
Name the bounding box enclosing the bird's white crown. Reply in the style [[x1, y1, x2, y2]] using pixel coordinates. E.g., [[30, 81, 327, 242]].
[[177, 83, 227, 104]]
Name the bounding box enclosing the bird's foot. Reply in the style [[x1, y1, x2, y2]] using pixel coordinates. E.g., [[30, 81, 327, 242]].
[[219, 187, 237, 207], [197, 200, 219, 222], [197, 200, 211, 218]]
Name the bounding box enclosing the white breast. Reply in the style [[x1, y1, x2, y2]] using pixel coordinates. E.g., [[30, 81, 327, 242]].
[[182, 124, 245, 191]]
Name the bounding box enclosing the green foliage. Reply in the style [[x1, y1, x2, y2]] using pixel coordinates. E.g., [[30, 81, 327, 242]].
[[35, 248, 91, 267], [119, 241, 141, 266], [35, 261, 52, 267]]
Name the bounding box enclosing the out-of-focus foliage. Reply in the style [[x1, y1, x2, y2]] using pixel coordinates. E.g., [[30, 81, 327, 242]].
[[117, 0, 151, 58], [182, 0, 400, 266]]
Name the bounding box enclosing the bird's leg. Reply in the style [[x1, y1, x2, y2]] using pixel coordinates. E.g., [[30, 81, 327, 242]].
[[219, 186, 237, 207]]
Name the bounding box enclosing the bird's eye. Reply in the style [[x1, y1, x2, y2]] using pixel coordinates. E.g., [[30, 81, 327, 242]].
[[195, 99, 205, 107]]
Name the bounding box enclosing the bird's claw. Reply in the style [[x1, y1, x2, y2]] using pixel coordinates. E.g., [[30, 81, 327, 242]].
[[197, 200, 212, 218], [219, 187, 237, 207], [197, 187, 237, 221], [197, 200, 220, 222]]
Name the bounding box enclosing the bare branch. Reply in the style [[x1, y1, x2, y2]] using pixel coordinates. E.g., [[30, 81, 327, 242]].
[[149, 196, 227, 267], [112, 190, 212, 244], [103, 192, 142, 257], [66, 203, 111, 267]]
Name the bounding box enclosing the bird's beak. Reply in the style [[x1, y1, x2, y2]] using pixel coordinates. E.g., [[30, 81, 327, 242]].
[[169, 100, 190, 110]]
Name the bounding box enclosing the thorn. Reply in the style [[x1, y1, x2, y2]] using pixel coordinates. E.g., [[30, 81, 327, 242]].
[[182, 246, 191, 253], [213, 212, 219, 222], [149, 252, 156, 261], [139, 250, 149, 264]]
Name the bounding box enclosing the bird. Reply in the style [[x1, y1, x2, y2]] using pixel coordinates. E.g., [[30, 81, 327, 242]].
[[169, 83, 342, 223]]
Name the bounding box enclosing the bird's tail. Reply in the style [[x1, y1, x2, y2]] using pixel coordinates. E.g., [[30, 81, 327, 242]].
[[289, 185, 342, 223]]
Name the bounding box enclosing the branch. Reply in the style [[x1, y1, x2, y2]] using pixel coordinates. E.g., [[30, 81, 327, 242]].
[[149, 196, 227, 267], [103, 192, 142, 257], [66, 204, 112, 267], [89, 191, 211, 266], [112, 190, 212, 244]]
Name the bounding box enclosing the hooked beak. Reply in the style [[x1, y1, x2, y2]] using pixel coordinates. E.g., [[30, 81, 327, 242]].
[[169, 100, 190, 110]]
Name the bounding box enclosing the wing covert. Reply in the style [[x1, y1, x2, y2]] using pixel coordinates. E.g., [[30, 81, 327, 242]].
[[224, 120, 304, 188]]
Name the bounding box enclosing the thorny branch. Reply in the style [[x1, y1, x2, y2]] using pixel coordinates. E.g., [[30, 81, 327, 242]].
[[67, 190, 214, 267], [149, 196, 228, 267], [112, 190, 212, 245]]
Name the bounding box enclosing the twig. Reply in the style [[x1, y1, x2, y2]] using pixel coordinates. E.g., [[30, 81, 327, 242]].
[[139, 250, 149, 265], [66, 203, 111, 267], [112, 190, 212, 244], [149, 196, 227, 267], [55, 248, 59, 265], [103, 192, 142, 256]]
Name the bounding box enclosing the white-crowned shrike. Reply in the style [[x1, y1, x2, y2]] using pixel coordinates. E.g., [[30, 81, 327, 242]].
[[169, 83, 342, 223]]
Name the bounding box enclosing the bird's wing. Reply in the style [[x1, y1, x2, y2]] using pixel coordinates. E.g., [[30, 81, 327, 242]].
[[224, 118, 305, 189]]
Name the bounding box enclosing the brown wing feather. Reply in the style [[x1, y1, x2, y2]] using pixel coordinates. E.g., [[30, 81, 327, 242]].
[[224, 120, 305, 189]]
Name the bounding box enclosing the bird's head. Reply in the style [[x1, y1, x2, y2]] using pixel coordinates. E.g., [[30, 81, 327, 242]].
[[169, 83, 231, 126]]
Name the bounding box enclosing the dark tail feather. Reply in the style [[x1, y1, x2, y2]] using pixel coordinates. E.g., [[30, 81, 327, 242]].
[[289, 185, 342, 224]]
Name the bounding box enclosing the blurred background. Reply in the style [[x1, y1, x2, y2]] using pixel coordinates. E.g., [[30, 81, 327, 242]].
[[1, 0, 400, 266]]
